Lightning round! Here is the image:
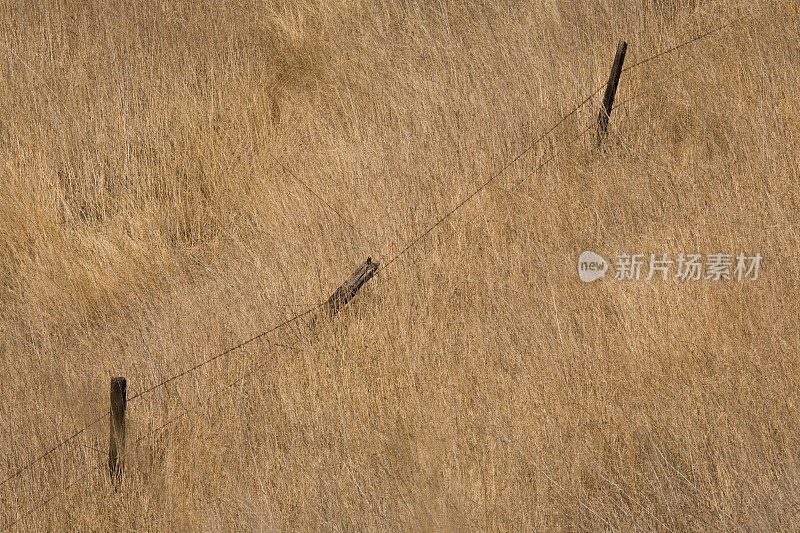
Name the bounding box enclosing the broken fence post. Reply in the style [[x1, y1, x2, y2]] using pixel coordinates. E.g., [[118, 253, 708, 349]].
[[324, 257, 379, 317]]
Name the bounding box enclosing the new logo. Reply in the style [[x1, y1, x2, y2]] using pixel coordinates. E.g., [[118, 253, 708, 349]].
[[578, 251, 608, 282]]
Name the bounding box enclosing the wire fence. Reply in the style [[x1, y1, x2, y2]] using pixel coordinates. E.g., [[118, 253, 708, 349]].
[[0, 16, 746, 530]]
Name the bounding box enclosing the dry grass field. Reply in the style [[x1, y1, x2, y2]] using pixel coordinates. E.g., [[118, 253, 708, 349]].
[[1, 0, 799, 530]]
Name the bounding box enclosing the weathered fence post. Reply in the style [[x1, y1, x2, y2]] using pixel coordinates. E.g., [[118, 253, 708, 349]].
[[597, 40, 628, 145], [109, 377, 127, 484], [324, 257, 379, 317]]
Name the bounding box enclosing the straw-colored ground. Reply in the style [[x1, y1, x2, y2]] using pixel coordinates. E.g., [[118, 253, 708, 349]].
[[1, 0, 799, 530]]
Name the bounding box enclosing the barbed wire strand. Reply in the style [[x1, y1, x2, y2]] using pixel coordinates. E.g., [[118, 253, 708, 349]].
[[120, 84, 606, 410], [0, 82, 643, 531], [0, 412, 108, 489], [130, 340, 301, 450], [0, 340, 300, 532], [123, 91, 611, 452], [124, 307, 323, 403], [129, 115, 603, 475], [376, 85, 604, 275], [1, 462, 105, 532], [0, 16, 743, 495], [621, 15, 745, 74]]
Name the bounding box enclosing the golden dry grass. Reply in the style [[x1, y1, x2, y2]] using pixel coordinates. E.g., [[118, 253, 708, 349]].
[[1, 0, 799, 530]]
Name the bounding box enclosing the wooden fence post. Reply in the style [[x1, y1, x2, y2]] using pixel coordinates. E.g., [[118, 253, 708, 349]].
[[109, 376, 127, 484], [597, 40, 628, 145], [324, 257, 379, 317]]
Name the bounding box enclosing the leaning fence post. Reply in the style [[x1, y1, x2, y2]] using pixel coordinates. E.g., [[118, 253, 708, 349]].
[[324, 257, 379, 317], [597, 40, 628, 145], [109, 376, 127, 484]]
